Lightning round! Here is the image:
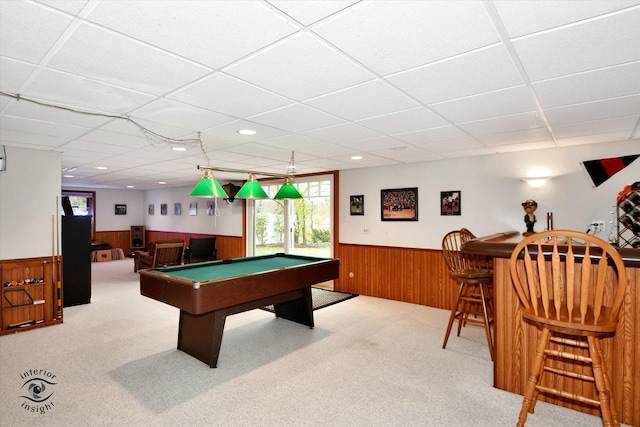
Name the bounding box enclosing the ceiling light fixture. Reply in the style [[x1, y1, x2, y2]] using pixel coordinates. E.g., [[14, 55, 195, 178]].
[[96, 166, 108, 170], [238, 129, 256, 136], [189, 133, 229, 199], [351, 155, 363, 160], [274, 151, 302, 200], [235, 174, 269, 199], [172, 146, 187, 152]]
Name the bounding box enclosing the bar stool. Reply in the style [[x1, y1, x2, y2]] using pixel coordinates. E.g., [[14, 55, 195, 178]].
[[441, 229, 495, 360], [509, 230, 627, 426]]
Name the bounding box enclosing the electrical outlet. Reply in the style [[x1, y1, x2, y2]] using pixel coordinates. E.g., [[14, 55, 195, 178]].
[[592, 220, 605, 233]]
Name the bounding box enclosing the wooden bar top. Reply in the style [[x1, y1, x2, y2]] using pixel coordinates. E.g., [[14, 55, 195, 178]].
[[462, 230, 640, 267]]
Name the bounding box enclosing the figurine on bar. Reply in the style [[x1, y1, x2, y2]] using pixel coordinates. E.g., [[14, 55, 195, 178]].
[[521, 199, 538, 235]]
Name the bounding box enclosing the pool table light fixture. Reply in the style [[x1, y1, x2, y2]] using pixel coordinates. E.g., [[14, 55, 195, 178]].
[[190, 169, 229, 199], [273, 177, 303, 199], [235, 174, 269, 199]]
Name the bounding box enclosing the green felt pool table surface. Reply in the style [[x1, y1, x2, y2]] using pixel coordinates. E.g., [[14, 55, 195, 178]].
[[156, 253, 321, 284]]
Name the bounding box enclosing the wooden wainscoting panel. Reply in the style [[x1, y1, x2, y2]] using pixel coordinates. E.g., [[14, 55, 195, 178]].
[[335, 243, 457, 310], [145, 231, 245, 260], [94, 230, 131, 254]]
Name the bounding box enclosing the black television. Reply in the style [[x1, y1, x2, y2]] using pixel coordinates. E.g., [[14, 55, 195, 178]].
[[61, 196, 74, 216]]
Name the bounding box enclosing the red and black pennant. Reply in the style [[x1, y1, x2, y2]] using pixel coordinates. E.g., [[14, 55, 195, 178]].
[[582, 154, 639, 187]]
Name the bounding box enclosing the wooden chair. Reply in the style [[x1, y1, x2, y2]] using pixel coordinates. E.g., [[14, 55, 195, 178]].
[[184, 237, 217, 264], [441, 229, 495, 360], [509, 230, 627, 427], [134, 240, 185, 272]]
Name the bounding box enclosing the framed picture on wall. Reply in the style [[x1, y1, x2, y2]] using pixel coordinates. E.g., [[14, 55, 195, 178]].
[[189, 202, 197, 216], [148, 204, 154, 215], [441, 191, 461, 216], [381, 187, 418, 221], [350, 195, 364, 216], [115, 204, 127, 215], [160, 204, 167, 215], [206, 202, 215, 216], [174, 203, 181, 215]]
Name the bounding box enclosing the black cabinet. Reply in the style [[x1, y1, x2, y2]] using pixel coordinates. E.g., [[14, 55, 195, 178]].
[[62, 216, 91, 306]]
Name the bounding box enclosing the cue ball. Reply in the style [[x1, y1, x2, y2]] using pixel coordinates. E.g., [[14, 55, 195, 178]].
[[349, 272, 354, 278]]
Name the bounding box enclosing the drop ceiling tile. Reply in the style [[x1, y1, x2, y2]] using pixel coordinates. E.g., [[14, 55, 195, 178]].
[[387, 45, 523, 105], [306, 80, 420, 121], [393, 125, 469, 145], [85, 1, 297, 69], [217, 142, 288, 158], [202, 120, 289, 143], [493, 0, 640, 38], [38, 1, 89, 15], [545, 94, 640, 125], [75, 129, 150, 148], [0, 58, 37, 92], [3, 94, 113, 128], [260, 134, 332, 151], [513, 7, 640, 80], [47, 23, 212, 96], [416, 138, 486, 153], [477, 128, 552, 146], [248, 103, 344, 133], [0, 1, 72, 63], [268, 1, 359, 26], [429, 85, 536, 123], [170, 73, 293, 118], [301, 122, 382, 144], [130, 99, 235, 132], [301, 144, 359, 158], [340, 136, 407, 152], [23, 68, 155, 113], [459, 111, 546, 136], [226, 33, 373, 101], [356, 107, 448, 135], [0, 116, 89, 139], [314, 1, 499, 75], [533, 62, 640, 108], [62, 139, 136, 154], [493, 140, 557, 153], [372, 145, 443, 163], [440, 146, 496, 159], [0, 129, 68, 147], [552, 116, 639, 139], [555, 133, 640, 147]]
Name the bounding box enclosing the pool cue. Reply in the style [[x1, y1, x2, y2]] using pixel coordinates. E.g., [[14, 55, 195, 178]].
[[52, 214, 56, 316], [55, 198, 62, 318]]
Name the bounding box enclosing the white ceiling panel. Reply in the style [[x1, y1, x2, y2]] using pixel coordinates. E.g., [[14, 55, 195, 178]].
[[46, 23, 212, 96], [314, 1, 499, 75], [226, 33, 373, 101], [0, 0, 638, 190], [493, 0, 640, 38], [85, 1, 298, 69], [170, 73, 292, 119], [513, 7, 640, 81], [388, 45, 523, 105], [356, 107, 449, 135], [306, 80, 420, 121], [0, 1, 72, 63], [430, 85, 536, 123], [533, 62, 640, 108]]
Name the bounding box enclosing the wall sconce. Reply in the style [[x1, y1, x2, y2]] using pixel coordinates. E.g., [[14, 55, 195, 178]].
[[522, 177, 554, 188]]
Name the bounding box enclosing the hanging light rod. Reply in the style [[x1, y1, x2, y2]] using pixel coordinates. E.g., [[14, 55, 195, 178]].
[[196, 165, 286, 179]]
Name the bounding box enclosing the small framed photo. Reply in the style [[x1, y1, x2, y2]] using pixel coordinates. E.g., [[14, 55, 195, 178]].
[[189, 202, 197, 216], [160, 204, 167, 215], [115, 204, 127, 215], [174, 203, 181, 215], [350, 195, 364, 216], [206, 202, 215, 216], [441, 191, 461, 216], [381, 187, 418, 221], [148, 204, 154, 215]]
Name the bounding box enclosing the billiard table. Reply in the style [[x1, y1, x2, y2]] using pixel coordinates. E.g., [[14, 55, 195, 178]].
[[139, 253, 340, 367]]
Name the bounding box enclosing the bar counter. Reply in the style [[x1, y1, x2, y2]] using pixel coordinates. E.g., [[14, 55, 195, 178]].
[[462, 231, 639, 426]]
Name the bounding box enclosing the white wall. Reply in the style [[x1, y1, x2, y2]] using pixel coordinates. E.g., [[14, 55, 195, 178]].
[[144, 185, 243, 236], [340, 140, 640, 249], [94, 188, 145, 231], [0, 146, 61, 259]]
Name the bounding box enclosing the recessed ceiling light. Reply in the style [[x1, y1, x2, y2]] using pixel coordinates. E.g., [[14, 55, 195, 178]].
[[158, 181, 166, 185], [238, 129, 256, 135], [96, 166, 108, 170], [63, 174, 74, 178], [172, 146, 187, 152], [127, 185, 134, 188], [351, 155, 363, 160]]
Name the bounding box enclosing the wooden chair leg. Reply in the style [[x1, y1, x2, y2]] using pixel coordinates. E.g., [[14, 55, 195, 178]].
[[443, 282, 465, 349], [479, 283, 494, 361], [518, 327, 551, 427], [588, 336, 618, 427], [593, 338, 619, 426]]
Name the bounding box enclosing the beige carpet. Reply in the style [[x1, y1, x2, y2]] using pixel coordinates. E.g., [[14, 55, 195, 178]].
[[0, 259, 621, 426]]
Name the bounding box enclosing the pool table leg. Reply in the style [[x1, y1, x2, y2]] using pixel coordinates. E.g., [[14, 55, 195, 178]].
[[178, 310, 226, 368]]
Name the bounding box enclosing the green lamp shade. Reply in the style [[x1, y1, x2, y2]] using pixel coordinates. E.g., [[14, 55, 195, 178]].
[[235, 180, 269, 199], [189, 176, 229, 198], [273, 180, 302, 199]]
